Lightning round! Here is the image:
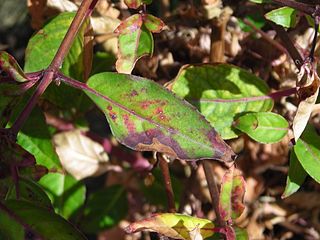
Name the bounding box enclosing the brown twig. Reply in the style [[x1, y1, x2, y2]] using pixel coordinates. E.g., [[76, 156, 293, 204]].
[[202, 160, 225, 228], [157, 153, 176, 213]]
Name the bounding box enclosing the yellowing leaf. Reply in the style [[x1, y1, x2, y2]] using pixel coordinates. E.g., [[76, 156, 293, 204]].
[[53, 130, 111, 180], [125, 213, 216, 240]]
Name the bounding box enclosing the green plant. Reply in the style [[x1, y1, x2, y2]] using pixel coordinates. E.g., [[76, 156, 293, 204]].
[[0, 0, 320, 239]]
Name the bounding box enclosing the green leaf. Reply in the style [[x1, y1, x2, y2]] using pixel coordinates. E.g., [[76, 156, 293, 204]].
[[39, 173, 86, 219], [80, 185, 127, 233], [6, 178, 52, 209], [282, 151, 307, 198], [116, 24, 153, 74], [219, 168, 246, 221], [238, 14, 265, 32], [124, 0, 152, 9], [0, 208, 24, 240], [125, 213, 218, 240], [24, 12, 90, 109], [85, 72, 235, 161], [294, 125, 320, 183], [15, 105, 61, 170], [234, 112, 288, 143], [143, 14, 165, 33], [169, 64, 273, 139], [1, 200, 86, 240], [265, 7, 298, 28]]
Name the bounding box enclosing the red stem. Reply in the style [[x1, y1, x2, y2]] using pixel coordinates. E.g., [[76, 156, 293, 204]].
[[157, 153, 176, 213], [10, 0, 98, 136]]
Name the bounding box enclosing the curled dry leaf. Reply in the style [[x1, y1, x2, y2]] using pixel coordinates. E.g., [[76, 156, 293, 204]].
[[53, 129, 112, 180], [293, 62, 320, 142]]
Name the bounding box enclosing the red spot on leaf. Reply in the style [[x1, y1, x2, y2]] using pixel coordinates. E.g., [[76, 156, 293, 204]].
[[154, 107, 169, 121], [106, 105, 117, 121], [107, 105, 112, 111], [123, 114, 136, 133], [140, 99, 167, 110], [130, 90, 139, 97]]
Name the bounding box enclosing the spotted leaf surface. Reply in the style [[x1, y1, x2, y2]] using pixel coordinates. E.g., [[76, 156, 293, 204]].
[[219, 168, 246, 222], [168, 64, 273, 139], [125, 213, 216, 240], [85, 72, 235, 162]]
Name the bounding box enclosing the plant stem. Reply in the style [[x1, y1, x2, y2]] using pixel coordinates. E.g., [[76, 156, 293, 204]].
[[10, 0, 98, 136], [202, 160, 225, 228], [269, 21, 303, 69], [272, 0, 314, 15], [157, 154, 176, 213]]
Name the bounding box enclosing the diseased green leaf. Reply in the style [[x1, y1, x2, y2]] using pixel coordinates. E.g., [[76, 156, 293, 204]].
[[143, 14, 165, 33], [1, 200, 86, 240], [80, 185, 127, 233], [169, 64, 273, 139], [0, 51, 28, 82], [39, 173, 86, 219], [294, 125, 320, 183], [114, 14, 143, 35], [85, 72, 235, 162], [24, 12, 90, 109], [125, 213, 218, 240], [265, 7, 298, 28], [282, 151, 307, 198], [116, 25, 153, 74], [234, 112, 288, 144], [219, 168, 246, 222], [124, 0, 152, 9]]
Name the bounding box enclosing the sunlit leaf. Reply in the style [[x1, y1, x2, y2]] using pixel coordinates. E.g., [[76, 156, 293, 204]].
[[168, 64, 273, 139], [39, 173, 86, 219], [0, 200, 86, 240], [219, 168, 246, 222], [249, 0, 271, 3], [234, 112, 288, 144], [294, 125, 320, 184], [80, 185, 127, 233], [24, 12, 90, 109], [114, 14, 143, 35], [143, 14, 165, 33], [116, 25, 153, 74], [53, 129, 110, 180], [85, 72, 235, 162], [0, 51, 28, 82], [282, 151, 307, 198], [265, 7, 298, 28], [125, 213, 217, 240]]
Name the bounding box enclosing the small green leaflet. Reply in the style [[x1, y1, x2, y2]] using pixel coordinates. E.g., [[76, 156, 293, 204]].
[[265, 7, 298, 28]]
